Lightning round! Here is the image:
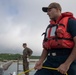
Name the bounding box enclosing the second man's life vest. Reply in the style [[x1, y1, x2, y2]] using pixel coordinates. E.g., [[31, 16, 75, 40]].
[[43, 12, 75, 49]]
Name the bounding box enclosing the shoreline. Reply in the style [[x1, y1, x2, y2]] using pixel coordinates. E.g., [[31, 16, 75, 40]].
[[0, 59, 38, 68]]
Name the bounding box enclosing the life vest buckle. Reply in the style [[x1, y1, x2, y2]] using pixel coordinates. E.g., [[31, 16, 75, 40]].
[[51, 52, 56, 56]]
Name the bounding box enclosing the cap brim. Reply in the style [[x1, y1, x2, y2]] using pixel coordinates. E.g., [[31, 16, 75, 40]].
[[42, 7, 48, 12]]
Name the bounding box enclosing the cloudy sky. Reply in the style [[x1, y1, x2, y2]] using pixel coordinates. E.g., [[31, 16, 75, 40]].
[[0, 0, 76, 55]]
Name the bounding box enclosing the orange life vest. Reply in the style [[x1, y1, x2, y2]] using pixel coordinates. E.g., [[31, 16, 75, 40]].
[[43, 12, 75, 49]]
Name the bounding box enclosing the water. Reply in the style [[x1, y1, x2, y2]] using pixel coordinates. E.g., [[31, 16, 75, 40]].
[[4, 62, 36, 75]]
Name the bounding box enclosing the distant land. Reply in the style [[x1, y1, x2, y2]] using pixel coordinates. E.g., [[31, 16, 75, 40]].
[[0, 53, 40, 61]]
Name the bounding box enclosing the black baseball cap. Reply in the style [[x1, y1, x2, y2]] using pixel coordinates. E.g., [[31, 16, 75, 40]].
[[42, 2, 62, 12]]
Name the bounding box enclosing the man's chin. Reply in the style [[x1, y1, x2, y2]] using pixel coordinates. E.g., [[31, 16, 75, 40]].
[[50, 17, 54, 20], [50, 17, 56, 21]]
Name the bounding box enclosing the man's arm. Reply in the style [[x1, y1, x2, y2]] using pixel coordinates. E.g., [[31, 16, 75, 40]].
[[27, 48, 33, 56], [57, 36, 76, 74], [64, 36, 76, 65], [34, 49, 48, 70], [39, 49, 48, 62], [65, 19, 76, 64]]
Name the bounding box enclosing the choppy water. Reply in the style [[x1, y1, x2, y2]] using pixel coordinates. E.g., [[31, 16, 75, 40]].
[[4, 62, 36, 75]]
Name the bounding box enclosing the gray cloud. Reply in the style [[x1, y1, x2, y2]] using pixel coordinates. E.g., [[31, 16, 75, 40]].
[[0, 0, 76, 55]]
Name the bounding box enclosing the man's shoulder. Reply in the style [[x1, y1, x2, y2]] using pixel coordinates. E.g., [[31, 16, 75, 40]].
[[68, 18, 76, 29], [67, 18, 76, 37], [26, 47, 29, 49], [68, 18, 76, 24], [26, 47, 32, 50]]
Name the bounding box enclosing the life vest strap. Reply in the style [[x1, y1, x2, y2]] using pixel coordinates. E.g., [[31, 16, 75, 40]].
[[47, 37, 73, 41]]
